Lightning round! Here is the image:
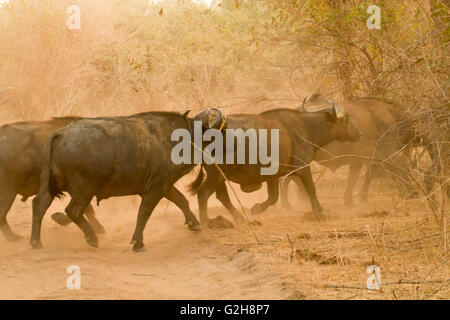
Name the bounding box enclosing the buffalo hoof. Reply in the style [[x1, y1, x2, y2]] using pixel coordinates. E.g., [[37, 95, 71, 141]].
[[30, 239, 43, 249], [187, 223, 202, 232], [250, 204, 263, 215], [51, 212, 72, 226], [312, 208, 328, 220], [133, 243, 146, 252], [316, 213, 328, 221], [85, 235, 98, 248]]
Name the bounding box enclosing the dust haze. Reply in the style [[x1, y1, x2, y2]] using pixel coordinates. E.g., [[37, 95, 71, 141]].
[[0, 0, 448, 300]]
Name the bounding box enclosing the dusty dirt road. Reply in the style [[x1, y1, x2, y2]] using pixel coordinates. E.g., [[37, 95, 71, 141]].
[[0, 178, 297, 300], [0, 171, 448, 300]]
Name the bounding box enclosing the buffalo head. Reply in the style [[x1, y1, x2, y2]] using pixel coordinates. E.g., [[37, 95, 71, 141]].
[[322, 102, 361, 142]]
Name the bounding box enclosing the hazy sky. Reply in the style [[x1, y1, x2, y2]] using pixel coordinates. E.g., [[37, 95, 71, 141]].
[[0, 1, 215, 8]]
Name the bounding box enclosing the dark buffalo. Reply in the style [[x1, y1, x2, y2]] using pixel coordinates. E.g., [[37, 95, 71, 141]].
[[0, 117, 104, 241], [280, 94, 423, 208], [189, 103, 361, 227], [30, 111, 201, 252]]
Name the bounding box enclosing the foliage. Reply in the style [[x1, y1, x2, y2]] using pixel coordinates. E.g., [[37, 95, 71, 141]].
[[0, 1, 447, 204]]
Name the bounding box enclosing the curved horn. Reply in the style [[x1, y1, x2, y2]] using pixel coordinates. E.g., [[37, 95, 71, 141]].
[[182, 109, 191, 118], [332, 101, 337, 119], [300, 97, 307, 112]]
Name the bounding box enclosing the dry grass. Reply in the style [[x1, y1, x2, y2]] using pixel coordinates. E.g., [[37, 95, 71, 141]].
[[208, 170, 449, 300]]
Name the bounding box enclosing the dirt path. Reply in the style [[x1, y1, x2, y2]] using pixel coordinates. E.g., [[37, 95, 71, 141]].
[[0, 194, 296, 300], [0, 172, 447, 300]]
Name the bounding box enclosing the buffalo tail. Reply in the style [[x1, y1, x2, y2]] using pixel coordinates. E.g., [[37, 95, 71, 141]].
[[41, 133, 64, 199], [188, 166, 205, 195]]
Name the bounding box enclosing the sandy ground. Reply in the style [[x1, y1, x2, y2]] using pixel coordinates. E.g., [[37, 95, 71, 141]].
[[0, 170, 448, 300]]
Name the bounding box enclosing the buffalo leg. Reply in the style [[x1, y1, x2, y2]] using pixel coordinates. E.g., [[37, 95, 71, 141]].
[[164, 187, 201, 231], [30, 190, 55, 249], [343, 162, 363, 206], [197, 171, 220, 228], [131, 190, 163, 252], [0, 190, 21, 241], [84, 204, 105, 234], [51, 203, 106, 234], [280, 176, 295, 210], [65, 197, 98, 248], [295, 167, 325, 219], [360, 164, 382, 202], [215, 182, 245, 224], [250, 180, 279, 215], [424, 164, 440, 210]]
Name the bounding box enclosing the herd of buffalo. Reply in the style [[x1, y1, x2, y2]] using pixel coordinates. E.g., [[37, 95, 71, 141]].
[[0, 93, 439, 251]]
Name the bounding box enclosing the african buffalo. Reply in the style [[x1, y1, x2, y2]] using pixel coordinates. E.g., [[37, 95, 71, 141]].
[[280, 94, 422, 208], [189, 103, 361, 227], [30, 111, 201, 252], [0, 117, 104, 241]]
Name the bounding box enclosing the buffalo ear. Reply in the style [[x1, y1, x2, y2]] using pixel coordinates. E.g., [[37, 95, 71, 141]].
[[207, 108, 224, 129], [193, 108, 224, 129], [182, 109, 191, 119], [193, 109, 209, 128]]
